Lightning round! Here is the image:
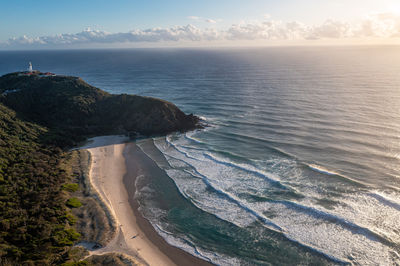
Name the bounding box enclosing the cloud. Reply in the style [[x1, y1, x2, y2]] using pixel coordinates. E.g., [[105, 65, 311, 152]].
[[306, 20, 351, 40], [2, 25, 223, 48], [187, 16, 201, 21], [206, 19, 217, 24], [188, 16, 220, 24], [2, 13, 400, 48], [354, 13, 400, 38]]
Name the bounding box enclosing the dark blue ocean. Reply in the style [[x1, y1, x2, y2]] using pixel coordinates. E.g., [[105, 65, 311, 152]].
[[1, 47, 400, 265]]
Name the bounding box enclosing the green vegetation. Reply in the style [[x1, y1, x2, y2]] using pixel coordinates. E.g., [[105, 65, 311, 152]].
[[66, 198, 82, 208], [0, 72, 199, 264], [62, 261, 89, 266], [62, 183, 79, 192], [53, 228, 81, 246], [0, 103, 74, 264], [66, 213, 78, 225], [61, 246, 89, 266], [0, 72, 200, 148]]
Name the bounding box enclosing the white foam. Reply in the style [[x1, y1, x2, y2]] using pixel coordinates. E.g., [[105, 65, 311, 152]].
[[185, 132, 206, 145], [148, 134, 400, 264], [198, 115, 208, 121], [204, 152, 287, 188], [308, 163, 340, 176], [152, 222, 241, 266]]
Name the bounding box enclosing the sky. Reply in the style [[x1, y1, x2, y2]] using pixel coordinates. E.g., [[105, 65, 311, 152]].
[[1, 0, 400, 49]]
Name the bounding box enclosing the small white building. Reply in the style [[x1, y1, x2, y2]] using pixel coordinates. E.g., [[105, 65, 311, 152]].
[[28, 62, 33, 72]]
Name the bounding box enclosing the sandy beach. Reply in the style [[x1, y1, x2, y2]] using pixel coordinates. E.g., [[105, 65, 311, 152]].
[[83, 136, 211, 266]]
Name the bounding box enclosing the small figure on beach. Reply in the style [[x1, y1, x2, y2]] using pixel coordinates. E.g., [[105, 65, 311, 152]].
[[131, 234, 139, 239]]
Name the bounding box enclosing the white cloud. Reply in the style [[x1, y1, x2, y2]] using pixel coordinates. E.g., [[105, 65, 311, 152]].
[[355, 13, 400, 38], [306, 20, 351, 40], [188, 16, 220, 24], [2, 13, 400, 48], [187, 16, 201, 21]]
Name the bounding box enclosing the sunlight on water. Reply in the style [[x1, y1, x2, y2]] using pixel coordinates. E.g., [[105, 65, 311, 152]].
[[1, 46, 400, 265]]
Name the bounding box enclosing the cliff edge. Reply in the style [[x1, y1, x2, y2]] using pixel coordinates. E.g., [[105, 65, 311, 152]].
[[0, 72, 200, 146], [0, 71, 201, 264]]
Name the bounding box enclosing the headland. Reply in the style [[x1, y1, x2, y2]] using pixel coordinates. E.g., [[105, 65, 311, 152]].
[[0, 71, 203, 265]]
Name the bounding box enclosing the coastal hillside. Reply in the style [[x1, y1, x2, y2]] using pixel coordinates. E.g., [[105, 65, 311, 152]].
[[0, 72, 200, 147], [0, 103, 76, 264], [0, 72, 200, 264]]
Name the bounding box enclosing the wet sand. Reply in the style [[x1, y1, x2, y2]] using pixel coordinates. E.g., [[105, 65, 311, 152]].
[[84, 136, 211, 266]]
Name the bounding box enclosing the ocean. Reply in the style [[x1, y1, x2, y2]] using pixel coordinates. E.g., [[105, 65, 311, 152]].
[[1, 46, 400, 265]]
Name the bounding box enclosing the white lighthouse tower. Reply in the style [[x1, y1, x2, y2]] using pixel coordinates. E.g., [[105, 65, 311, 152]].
[[28, 62, 33, 72]]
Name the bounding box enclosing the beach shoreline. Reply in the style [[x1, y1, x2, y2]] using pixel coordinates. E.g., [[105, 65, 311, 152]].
[[83, 136, 211, 266]]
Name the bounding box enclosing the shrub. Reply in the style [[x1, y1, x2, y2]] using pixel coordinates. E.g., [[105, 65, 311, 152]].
[[62, 183, 79, 192], [62, 261, 89, 266], [53, 228, 81, 246], [66, 213, 77, 225], [66, 198, 82, 208]]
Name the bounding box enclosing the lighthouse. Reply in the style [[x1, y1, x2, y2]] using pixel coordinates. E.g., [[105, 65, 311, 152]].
[[28, 62, 33, 72]]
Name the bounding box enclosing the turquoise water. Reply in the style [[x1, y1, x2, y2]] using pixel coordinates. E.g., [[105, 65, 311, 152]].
[[1, 46, 400, 264]]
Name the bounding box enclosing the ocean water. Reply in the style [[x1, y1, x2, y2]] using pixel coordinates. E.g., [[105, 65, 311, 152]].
[[1, 47, 400, 265]]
